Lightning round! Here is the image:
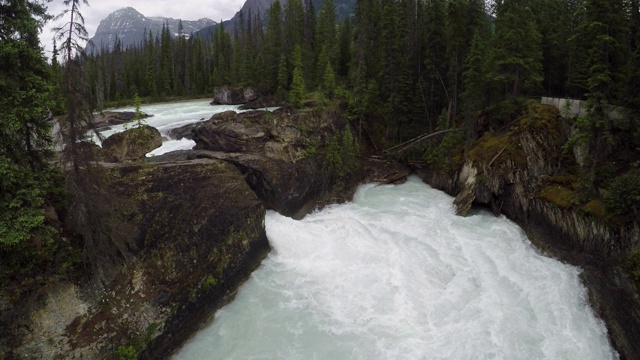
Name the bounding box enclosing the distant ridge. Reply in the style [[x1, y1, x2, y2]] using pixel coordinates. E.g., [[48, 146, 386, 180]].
[[195, 0, 355, 40], [88, 7, 216, 53]]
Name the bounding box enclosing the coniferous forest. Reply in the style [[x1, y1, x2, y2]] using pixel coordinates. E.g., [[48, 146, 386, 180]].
[[77, 0, 639, 219], [2, 0, 640, 347]]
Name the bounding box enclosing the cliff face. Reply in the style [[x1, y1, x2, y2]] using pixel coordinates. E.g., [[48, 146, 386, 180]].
[[414, 103, 640, 359], [13, 160, 270, 359]]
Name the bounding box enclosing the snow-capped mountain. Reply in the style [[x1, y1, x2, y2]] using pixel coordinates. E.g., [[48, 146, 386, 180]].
[[88, 7, 216, 53]]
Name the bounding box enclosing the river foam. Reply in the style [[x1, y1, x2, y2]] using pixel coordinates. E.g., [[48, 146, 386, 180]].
[[174, 176, 617, 360]]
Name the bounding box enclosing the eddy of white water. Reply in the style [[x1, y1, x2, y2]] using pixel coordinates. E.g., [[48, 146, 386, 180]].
[[174, 176, 618, 360], [91, 99, 277, 156]]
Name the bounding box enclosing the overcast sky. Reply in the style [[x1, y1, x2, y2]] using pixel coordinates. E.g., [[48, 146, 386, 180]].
[[41, 0, 245, 57]]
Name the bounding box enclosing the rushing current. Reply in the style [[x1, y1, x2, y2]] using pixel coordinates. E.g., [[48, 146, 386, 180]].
[[94, 99, 276, 156], [174, 176, 617, 360]]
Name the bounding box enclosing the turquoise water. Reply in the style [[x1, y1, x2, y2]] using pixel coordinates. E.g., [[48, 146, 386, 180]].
[[174, 176, 617, 360]]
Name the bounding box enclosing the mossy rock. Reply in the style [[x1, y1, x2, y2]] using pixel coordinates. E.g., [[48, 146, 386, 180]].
[[102, 125, 162, 162], [538, 185, 575, 208], [581, 200, 605, 218], [521, 103, 563, 147], [468, 131, 526, 166]]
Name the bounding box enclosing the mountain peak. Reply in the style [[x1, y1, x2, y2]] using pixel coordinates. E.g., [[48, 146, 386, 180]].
[[88, 8, 215, 52]]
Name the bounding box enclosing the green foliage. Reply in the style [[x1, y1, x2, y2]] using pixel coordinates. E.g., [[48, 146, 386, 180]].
[[539, 186, 575, 209], [305, 146, 317, 157], [626, 248, 640, 283], [202, 275, 217, 291], [289, 45, 306, 108], [323, 128, 360, 176], [580, 200, 605, 219], [493, 0, 543, 97], [116, 345, 137, 360], [322, 63, 336, 100], [0, 0, 56, 248], [423, 129, 465, 174], [277, 55, 289, 100], [132, 93, 145, 128], [604, 170, 640, 219]]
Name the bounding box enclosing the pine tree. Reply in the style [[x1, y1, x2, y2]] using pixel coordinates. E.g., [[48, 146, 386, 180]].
[[265, 0, 284, 92], [50, 39, 66, 114], [303, 0, 317, 87], [461, 30, 493, 137], [493, 0, 543, 97], [55, 0, 132, 277], [146, 30, 158, 98], [0, 0, 56, 246], [277, 55, 289, 99], [285, 0, 305, 57], [289, 45, 306, 108], [337, 16, 352, 79], [422, 0, 449, 126], [160, 23, 172, 97], [569, 0, 627, 190], [317, 0, 338, 73], [322, 62, 336, 99]]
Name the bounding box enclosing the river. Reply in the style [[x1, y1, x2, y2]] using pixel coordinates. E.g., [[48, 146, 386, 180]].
[[95, 99, 276, 156], [172, 176, 617, 360]]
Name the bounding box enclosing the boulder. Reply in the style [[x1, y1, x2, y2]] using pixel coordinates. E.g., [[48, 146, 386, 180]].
[[101, 125, 162, 162], [193, 108, 345, 163], [210, 86, 258, 105], [238, 96, 282, 110], [167, 122, 198, 140]]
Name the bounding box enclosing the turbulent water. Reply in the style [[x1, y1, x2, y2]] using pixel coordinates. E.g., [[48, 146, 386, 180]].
[[174, 176, 617, 360], [95, 99, 276, 156]]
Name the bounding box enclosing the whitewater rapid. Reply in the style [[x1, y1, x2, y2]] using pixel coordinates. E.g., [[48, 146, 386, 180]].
[[94, 99, 277, 156], [174, 176, 617, 360]]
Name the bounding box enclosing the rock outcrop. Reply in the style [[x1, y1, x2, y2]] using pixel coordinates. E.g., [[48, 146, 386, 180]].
[[210, 86, 258, 105], [238, 96, 281, 110], [9, 105, 412, 359], [101, 125, 163, 162], [193, 107, 343, 163], [414, 103, 640, 359], [13, 160, 270, 359]]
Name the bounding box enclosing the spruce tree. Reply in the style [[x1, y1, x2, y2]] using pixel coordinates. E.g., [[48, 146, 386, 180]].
[[337, 16, 352, 79], [322, 62, 336, 99], [55, 0, 133, 278], [289, 45, 306, 108], [146, 30, 158, 98], [0, 0, 56, 246], [461, 30, 493, 137], [277, 55, 289, 99], [159, 23, 172, 97], [266, 0, 284, 92], [493, 0, 543, 97], [569, 0, 627, 191]]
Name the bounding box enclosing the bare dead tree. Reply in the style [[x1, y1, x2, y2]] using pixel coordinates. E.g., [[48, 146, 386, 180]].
[[53, 0, 134, 281]]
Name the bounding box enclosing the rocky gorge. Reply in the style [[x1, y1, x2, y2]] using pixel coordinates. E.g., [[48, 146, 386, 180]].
[[2, 103, 408, 359], [2, 99, 639, 359], [414, 103, 640, 359]]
